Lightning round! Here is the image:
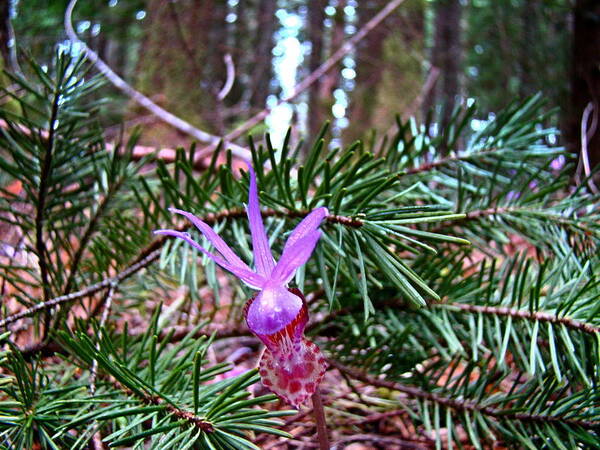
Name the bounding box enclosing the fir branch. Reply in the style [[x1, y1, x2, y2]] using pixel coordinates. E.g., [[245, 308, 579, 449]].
[[329, 359, 600, 430], [0, 208, 365, 328], [35, 86, 60, 305], [405, 148, 498, 175], [62, 169, 127, 295], [107, 376, 215, 433], [437, 302, 600, 335], [0, 249, 161, 328]]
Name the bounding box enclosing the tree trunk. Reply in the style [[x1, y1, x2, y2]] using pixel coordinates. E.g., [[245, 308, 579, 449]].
[[423, 0, 463, 152], [0, 0, 11, 68], [569, 0, 600, 171], [307, 0, 328, 141], [249, 0, 277, 110], [344, 0, 388, 144]]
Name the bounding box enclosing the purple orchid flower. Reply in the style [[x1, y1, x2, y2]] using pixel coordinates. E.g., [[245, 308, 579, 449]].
[[154, 165, 328, 407]]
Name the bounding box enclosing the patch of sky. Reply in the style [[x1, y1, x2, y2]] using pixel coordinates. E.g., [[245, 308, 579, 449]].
[[332, 103, 345, 119], [136, 10, 146, 20], [226, 13, 237, 23], [341, 67, 356, 80], [108, 0, 118, 7], [77, 20, 91, 34], [91, 23, 101, 37], [267, 9, 304, 144]]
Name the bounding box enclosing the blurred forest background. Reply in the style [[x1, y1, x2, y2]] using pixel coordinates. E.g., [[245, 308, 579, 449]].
[[2, 1, 600, 449], [8, 0, 596, 164]]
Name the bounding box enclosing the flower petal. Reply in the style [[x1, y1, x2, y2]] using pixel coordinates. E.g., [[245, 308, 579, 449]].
[[282, 207, 328, 253], [258, 338, 327, 408], [271, 230, 322, 285], [154, 230, 266, 289], [168, 208, 251, 271], [245, 286, 303, 335], [246, 165, 275, 277]]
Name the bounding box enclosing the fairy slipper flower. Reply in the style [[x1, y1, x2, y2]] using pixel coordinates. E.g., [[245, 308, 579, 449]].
[[154, 165, 328, 407]]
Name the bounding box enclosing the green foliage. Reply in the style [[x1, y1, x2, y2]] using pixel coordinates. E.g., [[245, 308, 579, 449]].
[[0, 53, 598, 449]]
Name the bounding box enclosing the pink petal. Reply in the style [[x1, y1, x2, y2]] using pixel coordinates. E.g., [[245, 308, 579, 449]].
[[246, 165, 275, 277], [282, 207, 328, 253], [271, 230, 322, 285], [154, 230, 266, 289], [245, 286, 303, 335], [258, 338, 327, 408], [168, 208, 252, 272]]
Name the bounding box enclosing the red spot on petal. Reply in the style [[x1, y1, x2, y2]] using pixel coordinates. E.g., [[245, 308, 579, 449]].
[[263, 379, 272, 386], [278, 377, 288, 390], [305, 382, 315, 393], [289, 380, 301, 393]]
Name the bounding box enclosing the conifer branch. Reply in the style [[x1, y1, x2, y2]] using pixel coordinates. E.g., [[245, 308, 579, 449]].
[[0, 208, 364, 328], [0, 249, 161, 328], [438, 302, 600, 335], [35, 87, 60, 305], [107, 377, 215, 433], [329, 359, 600, 430]]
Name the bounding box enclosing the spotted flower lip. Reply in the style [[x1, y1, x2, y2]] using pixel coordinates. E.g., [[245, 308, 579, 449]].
[[153, 164, 328, 336]]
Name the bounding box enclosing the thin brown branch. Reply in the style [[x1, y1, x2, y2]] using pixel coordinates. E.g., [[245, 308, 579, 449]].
[[216, 0, 408, 146], [438, 302, 600, 335], [63, 172, 126, 295], [90, 283, 117, 395], [64, 0, 249, 159], [89, 283, 116, 450], [218, 54, 235, 101], [0, 249, 161, 328], [329, 359, 600, 430]]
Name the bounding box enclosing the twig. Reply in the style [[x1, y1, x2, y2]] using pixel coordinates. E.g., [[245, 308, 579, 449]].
[[218, 54, 235, 101], [402, 66, 440, 120], [437, 302, 600, 335], [63, 171, 126, 295], [0, 249, 161, 328], [64, 0, 249, 160], [90, 283, 117, 395], [216, 0, 408, 146], [311, 389, 330, 450], [329, 359, 600, 429], [89, 283, 116, 450], [576, 102, 599, 194], [36, 86, 62, 340]]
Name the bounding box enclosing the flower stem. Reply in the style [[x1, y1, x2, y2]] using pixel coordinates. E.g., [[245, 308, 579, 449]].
[[312, 389, 330, 449]]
